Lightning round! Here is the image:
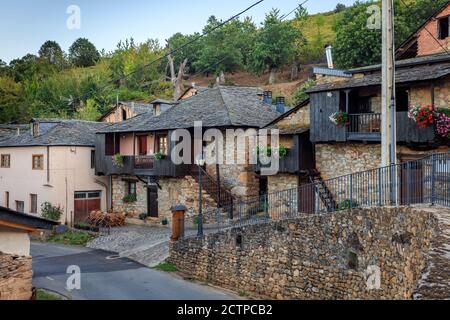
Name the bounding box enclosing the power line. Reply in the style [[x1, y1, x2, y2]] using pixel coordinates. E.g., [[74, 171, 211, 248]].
[[398, 0, 450, 55], [280, 0, 309, 20], [69, 0, 265, 105]]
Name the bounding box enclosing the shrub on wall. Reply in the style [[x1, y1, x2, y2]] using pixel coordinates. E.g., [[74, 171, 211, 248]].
[[123, 193, 137, 203], [40, 202, 63, 222]]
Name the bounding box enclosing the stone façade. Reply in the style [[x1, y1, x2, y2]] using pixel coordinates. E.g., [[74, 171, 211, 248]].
[[0, 252, 33, 300]]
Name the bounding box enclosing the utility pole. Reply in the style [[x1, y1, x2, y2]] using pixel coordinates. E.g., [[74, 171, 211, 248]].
[[382, 0, 398, 205], [381, 0, 397, 167]]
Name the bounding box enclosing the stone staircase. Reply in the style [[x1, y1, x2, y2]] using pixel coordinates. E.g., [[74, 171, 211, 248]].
[[414, 207, 450, 300]]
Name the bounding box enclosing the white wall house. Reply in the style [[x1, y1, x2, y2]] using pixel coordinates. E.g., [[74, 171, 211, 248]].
[[0, 119, 109, 225]]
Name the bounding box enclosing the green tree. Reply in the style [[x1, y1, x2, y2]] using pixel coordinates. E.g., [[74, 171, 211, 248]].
[[249, 9, 297, 84], [69, 38, 100, 67], [39, 41, 66, 67], [334, 3, 347, 13], [333, 1, 382, 69], [194, 16, 256, 77], [0, 59, 7, 76], [9, 54, 39, 82], [75, 99, 101, 121], [166, 32, 203, 74], [0, 76, 27, 122]]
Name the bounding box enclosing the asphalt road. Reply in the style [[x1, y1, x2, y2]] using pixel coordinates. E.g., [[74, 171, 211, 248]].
[[31, 242, 239, 300]]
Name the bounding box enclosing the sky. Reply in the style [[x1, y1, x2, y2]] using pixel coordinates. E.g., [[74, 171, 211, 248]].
[[0, 0, 358, 63]]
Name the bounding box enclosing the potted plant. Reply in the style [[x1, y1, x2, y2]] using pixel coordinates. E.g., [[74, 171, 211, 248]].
[[161, 218, 169, 226], [408, 105, 434, 129], [122, 193, 137, 203], [154, 152, 166, 161], [112, 153, 124, 167], [329, 111, 350, 127]]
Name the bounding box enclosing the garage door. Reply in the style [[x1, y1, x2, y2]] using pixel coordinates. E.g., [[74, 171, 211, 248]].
[[74, 191, 101, 224]]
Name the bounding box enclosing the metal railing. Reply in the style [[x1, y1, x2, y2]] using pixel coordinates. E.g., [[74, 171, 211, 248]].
[[348, 113, 382, 133], [199, 153, 449, 233], [191, 166, 235, 209]]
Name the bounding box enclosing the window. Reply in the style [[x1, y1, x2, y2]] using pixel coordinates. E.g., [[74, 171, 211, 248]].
[[128, 182, 137, 196], [32, 123, 40, 137], [5, 192, 9, 208], [439, 16, 450, 40], [1, 154, 10, 168], [75, 191, 101, 199], [32, 155, 44, 170], [156, 134, 168, 155], [30, 194, 37, 214], [396, 88, 409, 112], [122, 109, 127, 121], [16, 201, 24, 213], [91, 150, 95, 169], [105, 133, 119, 156]]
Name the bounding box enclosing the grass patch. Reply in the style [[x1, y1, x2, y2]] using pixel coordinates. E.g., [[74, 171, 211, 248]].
[[36, 289, 62, 300], [153, 262, 179, 273], [48, 231, 94, 247]]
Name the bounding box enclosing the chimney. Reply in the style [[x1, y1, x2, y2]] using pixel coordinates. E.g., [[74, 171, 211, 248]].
[[325, 44, 334, 69], [263, 91, 273, 104], [275, 97, 286, 113]]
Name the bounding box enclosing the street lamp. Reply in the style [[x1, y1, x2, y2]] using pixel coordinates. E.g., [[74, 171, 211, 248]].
[[195, 154, 206, 237]]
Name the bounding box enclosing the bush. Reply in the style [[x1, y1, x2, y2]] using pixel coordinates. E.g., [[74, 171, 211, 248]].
[[338, 199, 359, 210], [48, 231, 94, 246], [123, 193, 137, 203], [40, 202, 63, 222]]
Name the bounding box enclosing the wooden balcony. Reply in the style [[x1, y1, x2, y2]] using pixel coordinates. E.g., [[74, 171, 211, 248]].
[[346, 112, 435, 143]]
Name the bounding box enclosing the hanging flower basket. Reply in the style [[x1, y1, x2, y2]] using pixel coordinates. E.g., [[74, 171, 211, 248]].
[[329, 111, 350, 127], [112, 154, 124, 167], [435, 109, 450, 139], [408, 105, 434, 129]]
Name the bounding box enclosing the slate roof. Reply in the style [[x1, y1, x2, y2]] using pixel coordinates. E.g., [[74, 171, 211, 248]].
[[0, 119, 109, 147], [349, 53, 450, 73], [307, 58, 450, 93], [0, 206, 58, 230], [98, 101, 154, 121], [99, 86, 282, 133]]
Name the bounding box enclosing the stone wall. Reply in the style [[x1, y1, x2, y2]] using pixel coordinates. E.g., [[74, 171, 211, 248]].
[[268, 174, 298, 194], [112, 176, 147, 218], [316, 143, 450, 181], [0, 252, 33, 300], [169, 207, 438, 300]]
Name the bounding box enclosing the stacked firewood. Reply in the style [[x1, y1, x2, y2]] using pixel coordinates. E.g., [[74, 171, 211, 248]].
[[88, 210, 126, 228]]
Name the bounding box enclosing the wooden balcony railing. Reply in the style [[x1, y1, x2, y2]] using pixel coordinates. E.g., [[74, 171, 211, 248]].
[[134, 156, 155, 169], [348, 113, 382, 133]]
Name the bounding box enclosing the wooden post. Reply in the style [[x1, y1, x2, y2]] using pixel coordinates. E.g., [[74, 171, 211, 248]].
[[381, 0, 397, 167], [171, 204, 187, 241]]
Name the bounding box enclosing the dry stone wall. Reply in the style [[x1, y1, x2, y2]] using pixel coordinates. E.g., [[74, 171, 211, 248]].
[[0, 252, 33, 300], [170, 207, 438, 300]]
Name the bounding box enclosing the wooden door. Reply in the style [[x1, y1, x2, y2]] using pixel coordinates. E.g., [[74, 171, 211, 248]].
[[399, 161, 424, 205], [138, 135, 148, 155], [147, 187, 159, 218], [74, 191, 101, 224], [298, 178, 316, 214]]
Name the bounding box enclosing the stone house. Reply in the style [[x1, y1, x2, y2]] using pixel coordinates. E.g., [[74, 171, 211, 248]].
[[307, 54, 450, 183], [0, 206, 56, 300], [257, 99, 315, 194], [396, 1, 450, 59], [0, 119, 110, 226], [94, 86, 283, 223], [99, 100, 176, 124]]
